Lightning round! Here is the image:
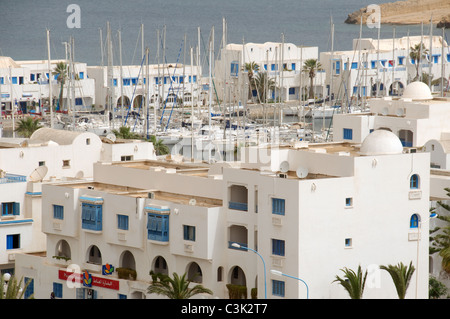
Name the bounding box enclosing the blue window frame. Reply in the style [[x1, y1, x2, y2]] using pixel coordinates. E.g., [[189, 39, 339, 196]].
[[53, 205, 64, 220], [230, 61, 239, 77], [6, 234, 20, 249], [272, 239, 285, 256], [351, 62, 358, 69], [345, 238, 352, 247], [272, 198, 285, 215], [0, 77, 4, 85], [345, 198, 353, 207], [410, 214, 419, 228], [410, 174, 419, 189], [123, 78, 131, 86], [53, 282, 63, 298], [12, 77, 17, 84], [79, 72, 84, 79], [371, 60, 377, 69], [81, 203, 102, 231], [24, 278, 34, 299], [272, 280, 285, 297], [183, 225, 196, 241], [117, 214, 129, 230], [118, 294, 127, 299], [335, 61, 341, 75], [75, 98, 83, 106], [343, 128, 353, 140], [291, 63, 296, 71], [147, 212, 169, 241], [288, 87, 295, 95], [2, 202, 20, 216], [113, 78, 118, 86], [398, 56, 405, 65]]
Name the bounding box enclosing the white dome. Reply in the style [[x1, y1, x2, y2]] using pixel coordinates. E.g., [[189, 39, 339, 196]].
[[360, 130, 404, 156], [401, 81, 432, 100]]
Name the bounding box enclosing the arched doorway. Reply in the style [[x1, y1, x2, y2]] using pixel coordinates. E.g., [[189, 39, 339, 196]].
[[186, 262, 203, 283], [119, 250, 136, 270], [133, 95, 145, 109], [86, 245, 102, 265], [55, 240, 71, 260], [389, 81, 404, 96], [152, 256, 168, 275], [117, 95, 130, 108], [228, 266, 246, 286]]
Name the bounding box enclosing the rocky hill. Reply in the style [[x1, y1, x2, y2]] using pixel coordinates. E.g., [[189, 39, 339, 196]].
[[345, 0, 450, 26]]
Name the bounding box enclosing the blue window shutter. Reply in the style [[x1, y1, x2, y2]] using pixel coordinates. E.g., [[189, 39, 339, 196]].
[[13, 202, 20, 215], [24, 278, 34, 299]]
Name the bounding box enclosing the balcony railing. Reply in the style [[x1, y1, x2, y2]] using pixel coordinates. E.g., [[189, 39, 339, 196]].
[[0, 173, 26, 184], [228, 201, 248, 211]]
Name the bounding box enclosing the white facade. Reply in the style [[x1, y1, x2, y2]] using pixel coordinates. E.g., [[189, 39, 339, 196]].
[[0, 127, 156, 275], [0, 57, 95, 115], [15, 133, 431, 299], [320, 35, 449, 104], [214, 42, 324, 103]]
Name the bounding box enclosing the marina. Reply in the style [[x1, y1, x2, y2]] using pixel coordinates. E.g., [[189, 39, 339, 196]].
[[0, 0, 450, 302]]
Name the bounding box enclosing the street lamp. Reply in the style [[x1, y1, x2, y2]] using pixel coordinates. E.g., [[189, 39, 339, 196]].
[[270, 269, 309, 299], [415, 212, 438, 299], [231, 243, 267, 299]]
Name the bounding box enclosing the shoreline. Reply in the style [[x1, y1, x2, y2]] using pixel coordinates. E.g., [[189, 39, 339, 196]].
[[345, 0, 450, 26]]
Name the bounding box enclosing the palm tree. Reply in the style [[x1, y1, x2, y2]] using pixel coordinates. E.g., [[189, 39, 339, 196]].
[[0, 274, 33, 299], [430, 189, 450, 274], [14, 117, 42, 138], [52, 62, 68, 111], [302, 59, 322, 99], [149, 135, 170, 155], [112, 126, 141, 140], [253, 72, 276, 103], [409, 43, 429, 81], [380, 262, 415, 299], [332, 265, 367, 299], [245, 62, 260, 100], [147, 271, 213, 299]]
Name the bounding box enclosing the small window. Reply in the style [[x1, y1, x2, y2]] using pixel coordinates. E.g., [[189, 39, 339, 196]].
[[53, 205, 64, 220], [272, 280, 285, 297], [62, 160, 70, 168], [147, 213, 169, 241], [183, 225, 196, 241], [345, 238, 352, 248], [272, 239, 285, 256], [38, 161, 45, 166], [2, 202, 20, 216], [53, 282, 63, 298], [86, 138, 90, 145], [410, 214, 419, 228], [121, 155, 133, 161], [6, 234, 20, 249], [272, 198, 285, 215], [117, 214, 129, 230], [343, 128, 353, 140], [410, 174, 419, 189], [345, 198, 353, 207], [81, 203, 102, 231], [351, 62, 358, 69]]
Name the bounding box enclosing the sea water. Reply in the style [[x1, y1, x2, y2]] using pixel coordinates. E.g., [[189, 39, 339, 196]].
[[0, 0, 443, 67]]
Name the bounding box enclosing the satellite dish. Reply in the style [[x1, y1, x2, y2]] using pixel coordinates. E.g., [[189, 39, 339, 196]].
[[29, 166, 48, 182], [75, 170, 84, 179], [106, 133, 116, 142], [381, 107, 388, 116], [296, 166, 309, 179], [279, 161, 290, 173], [189, 198, 197, 206], [396, 108, 404, 117]]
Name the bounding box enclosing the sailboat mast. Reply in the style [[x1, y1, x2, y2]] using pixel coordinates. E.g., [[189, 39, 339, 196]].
[[429, 15, 433, 89]]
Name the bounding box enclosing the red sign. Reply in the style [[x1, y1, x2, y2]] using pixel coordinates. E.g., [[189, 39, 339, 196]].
[[59, 270, 120, 290]]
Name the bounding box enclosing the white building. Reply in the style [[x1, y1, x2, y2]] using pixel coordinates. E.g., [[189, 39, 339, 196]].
[[0, 127, 156, 276], [214, 42, 324, 104], [0, 57, 95, 115], [320, 35, 449, 105], [15, 130, 431, 299]]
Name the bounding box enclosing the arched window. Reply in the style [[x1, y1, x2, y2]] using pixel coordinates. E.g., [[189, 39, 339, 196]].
[[410, 214, 420, 228], [410, 174, 420, 189]]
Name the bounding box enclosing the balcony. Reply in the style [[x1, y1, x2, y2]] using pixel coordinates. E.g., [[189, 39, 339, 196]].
[[0, 173, 26, 184], [228, 201, 248, 211]]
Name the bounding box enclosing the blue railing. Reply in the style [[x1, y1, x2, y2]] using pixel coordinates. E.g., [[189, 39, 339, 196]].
[[0, 173, 27, 184], [228, 201, 248, 211]]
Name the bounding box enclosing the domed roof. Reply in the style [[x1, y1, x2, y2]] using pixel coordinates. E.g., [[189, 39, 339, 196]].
[[360, 130, 404, 156], [401, 81, 433, 100]]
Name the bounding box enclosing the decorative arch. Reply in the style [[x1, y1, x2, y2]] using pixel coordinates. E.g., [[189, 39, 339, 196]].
[[152, 255, 168, 275], [55, 239, 71, 260], [228, 265, 246, 286], [86, 245, 102, 265], [186, 262, 203, 283], [119, 250, 136, 270]]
